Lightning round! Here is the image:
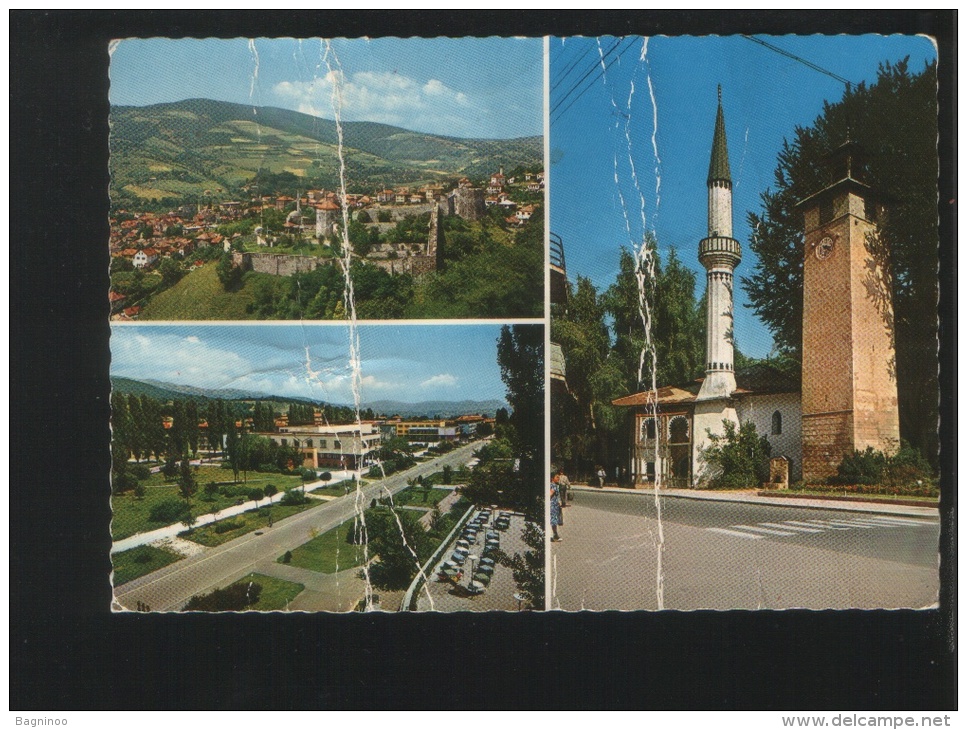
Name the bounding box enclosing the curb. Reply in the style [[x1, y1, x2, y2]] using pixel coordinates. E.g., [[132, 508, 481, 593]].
[[568, 484, 938, 517]]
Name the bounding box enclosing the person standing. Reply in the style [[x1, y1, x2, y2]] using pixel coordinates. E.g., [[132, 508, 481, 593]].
[[556, 468, 571, 506], [550, 482, 563, 541], [596, 466, 606, 488]]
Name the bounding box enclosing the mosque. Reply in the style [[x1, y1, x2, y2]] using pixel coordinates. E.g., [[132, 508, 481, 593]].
[[613, 90, 900, 488]]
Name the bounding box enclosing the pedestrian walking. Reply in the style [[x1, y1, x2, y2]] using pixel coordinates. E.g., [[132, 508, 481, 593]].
[[596, 466, 606, 488], [550, 482, 564, 541]]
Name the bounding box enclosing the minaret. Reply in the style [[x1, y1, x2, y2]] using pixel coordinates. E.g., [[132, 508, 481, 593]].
[[692, 88, 742, 484], [697, 86, 741, 400]]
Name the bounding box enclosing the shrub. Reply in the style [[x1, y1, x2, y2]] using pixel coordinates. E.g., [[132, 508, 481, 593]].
[[701, 420, 771, 489], [248, 487, 265, 503], [282, 550, 292, 564], [264, 484, 278, 498], [279, 489, 308, 506], [183, 582, 262, 611], [258, 463, 279, 474], [132, 548, 154, 564], [113, 469, 138, 494], [130, 465, 152, 480], [148, 498, 191, 523], [214, 520, 243, 534], [829, 443, 934, 489]]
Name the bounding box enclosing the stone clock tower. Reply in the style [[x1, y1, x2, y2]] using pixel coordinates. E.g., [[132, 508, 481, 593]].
[[796, 141, 900, 481]]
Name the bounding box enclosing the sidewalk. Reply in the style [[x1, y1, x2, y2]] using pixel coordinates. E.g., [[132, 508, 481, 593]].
[[111, 469, 357, 553], [568, 484, 938, 518]]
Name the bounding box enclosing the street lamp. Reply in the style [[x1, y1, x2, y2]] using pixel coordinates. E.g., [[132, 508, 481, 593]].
[[467, 554, 478, 588]]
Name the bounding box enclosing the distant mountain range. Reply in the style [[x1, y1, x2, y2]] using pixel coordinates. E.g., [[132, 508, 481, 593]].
[[111, 376, 506, 417], [110, 98, 542, 204]]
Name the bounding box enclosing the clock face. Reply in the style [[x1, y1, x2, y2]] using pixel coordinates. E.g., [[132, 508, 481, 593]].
[[815, 236, 834, 260]]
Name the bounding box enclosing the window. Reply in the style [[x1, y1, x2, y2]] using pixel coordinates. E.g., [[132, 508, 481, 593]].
[[646, 462, 656, 479], [305, 439, 313, 448], [281, 439, 288, 446], [669, 416, 689, 443], [641, 419, 656, 440], [771, 410, 782, 435]]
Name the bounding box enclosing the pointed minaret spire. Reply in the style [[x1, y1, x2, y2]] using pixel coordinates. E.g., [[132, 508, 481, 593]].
[[697, 88, 741, 401], [707, 86, 732, 186]]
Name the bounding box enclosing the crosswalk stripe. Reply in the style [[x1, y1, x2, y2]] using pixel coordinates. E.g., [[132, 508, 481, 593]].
[[798, 520, 851, 530], [707, 527, 764, 539], [822, 520, 874, 528], [760, 522, 824, 533], [866, 516, 933, 526], [731, 524, 798, 536]]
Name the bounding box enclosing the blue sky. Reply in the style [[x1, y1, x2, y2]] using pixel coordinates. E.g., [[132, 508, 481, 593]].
[[111, 324, 514, 406], [109, 37, 543, 139], [550, 34, 937, 359]]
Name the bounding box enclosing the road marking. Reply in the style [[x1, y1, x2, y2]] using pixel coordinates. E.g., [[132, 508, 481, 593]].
[[822, 520, 874, 529], [707, 527, 763, 539], [730, 524, 798, 537], [759, 522, 823, 533], [796, 520, 851, 530], [866, 516, 934, 526]]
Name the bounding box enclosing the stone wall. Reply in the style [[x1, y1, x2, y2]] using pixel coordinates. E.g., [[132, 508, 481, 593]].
[[370, 255, 437, 277], [448, 187, 485, 221], [232, 251, 325, 276]]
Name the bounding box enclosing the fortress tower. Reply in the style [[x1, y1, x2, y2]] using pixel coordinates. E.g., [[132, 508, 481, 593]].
[[796, 141, 900, 481], [692, 88, 743, 476]]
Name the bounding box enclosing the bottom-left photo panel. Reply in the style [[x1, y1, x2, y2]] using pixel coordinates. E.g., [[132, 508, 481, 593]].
[[110, 323, 545, 613]]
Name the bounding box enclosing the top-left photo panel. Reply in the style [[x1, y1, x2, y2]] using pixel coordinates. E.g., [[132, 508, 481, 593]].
[[109, 37, 545, 321]]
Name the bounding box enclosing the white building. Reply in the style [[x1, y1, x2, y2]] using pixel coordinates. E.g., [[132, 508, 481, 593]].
[[261, 422, 383, 471]]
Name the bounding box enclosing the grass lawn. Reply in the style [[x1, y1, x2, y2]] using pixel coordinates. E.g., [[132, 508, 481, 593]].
[[228, 573, 305, 611], [282, 519, 369, 574], [138, 263, 280, 320], [392, 487, 452, 508], [112, 466, 302, 541], [112, 545, 183, 586], [311, 479, 368, 497], [181, 501, 318, 547]]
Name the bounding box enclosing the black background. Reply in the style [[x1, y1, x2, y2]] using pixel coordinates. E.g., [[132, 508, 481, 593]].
[[11, 10, 956, 710]]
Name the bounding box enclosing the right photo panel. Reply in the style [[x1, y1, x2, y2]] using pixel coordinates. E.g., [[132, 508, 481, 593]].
[[548, 35, 940, 610]]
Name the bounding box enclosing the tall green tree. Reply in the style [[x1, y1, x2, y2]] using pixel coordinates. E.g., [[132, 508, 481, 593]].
[[497, 325, 544, 519], [743, 59, 939, 464]]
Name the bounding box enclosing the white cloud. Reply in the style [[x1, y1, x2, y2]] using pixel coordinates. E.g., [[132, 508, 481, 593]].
[[184, 336, 200, 344], [272, 70, 478, 136], [421, 373, 457, 389]]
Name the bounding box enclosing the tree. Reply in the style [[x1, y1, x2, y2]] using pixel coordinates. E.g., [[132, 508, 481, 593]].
[[264, 484, 279, 500], [743, 59, 939, 465], [179, 457, 198, 507], [248, 487, 265, 506], [216, 251, 242, 291], [497, 521, 545, 610], [364, 506, 432, 590], [699, 420, 772, 489], [496, 325, 544, 520], [158, 257, 183, 288]]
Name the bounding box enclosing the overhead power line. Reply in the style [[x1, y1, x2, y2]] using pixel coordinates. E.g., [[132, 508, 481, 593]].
[[742, 35, 857, 89], [549, 37, 623, 118], [551, 37, 639, 126]]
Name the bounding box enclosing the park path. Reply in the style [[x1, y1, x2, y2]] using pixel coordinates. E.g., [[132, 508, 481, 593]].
[[113, 441, 483, 611], [112, 469, 356, 553]]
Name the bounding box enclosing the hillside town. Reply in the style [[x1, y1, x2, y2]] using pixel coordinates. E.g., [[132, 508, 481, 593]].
[[109, 166, 544, 320]]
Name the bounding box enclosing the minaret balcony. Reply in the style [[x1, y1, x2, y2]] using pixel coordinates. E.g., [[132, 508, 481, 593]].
[[698, 235, 741, 269]]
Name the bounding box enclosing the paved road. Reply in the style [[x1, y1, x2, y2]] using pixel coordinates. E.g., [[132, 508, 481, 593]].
[[113, 441, 484, 612], [550, 489, 940, 611]]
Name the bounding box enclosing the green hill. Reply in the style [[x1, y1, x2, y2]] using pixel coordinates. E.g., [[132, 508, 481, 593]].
[[110, 98, 542, 205], [138, 262, 269, 320]]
